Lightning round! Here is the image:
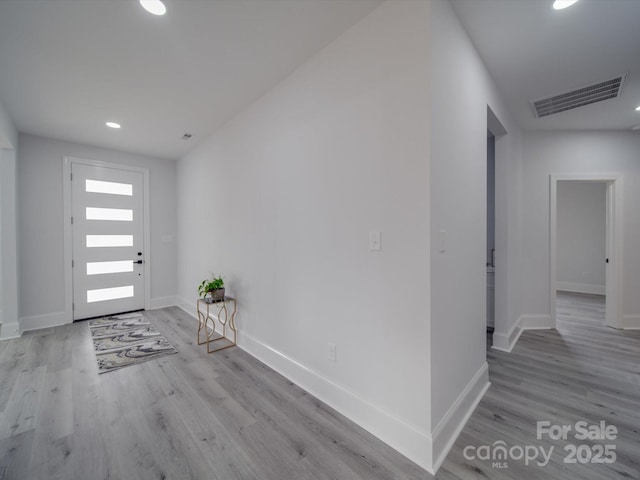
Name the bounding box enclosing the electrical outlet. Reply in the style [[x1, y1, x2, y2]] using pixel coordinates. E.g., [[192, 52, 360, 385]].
[[369, 231, 381, 251], [328, 343, 336, 362]]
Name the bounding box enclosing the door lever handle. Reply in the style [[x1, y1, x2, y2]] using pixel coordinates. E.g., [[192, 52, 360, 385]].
[[135, 260, 144, 264]]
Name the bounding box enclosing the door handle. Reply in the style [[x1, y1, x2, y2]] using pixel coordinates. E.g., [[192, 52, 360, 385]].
[[135, 260, 144, 264]]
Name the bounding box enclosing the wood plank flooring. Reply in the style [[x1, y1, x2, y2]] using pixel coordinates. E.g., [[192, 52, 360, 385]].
[[440, 292, 640, 479], [0, 292, 638, 479]]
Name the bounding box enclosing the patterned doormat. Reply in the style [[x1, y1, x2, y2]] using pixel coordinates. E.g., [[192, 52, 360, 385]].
[[89, 312, 177, 374]]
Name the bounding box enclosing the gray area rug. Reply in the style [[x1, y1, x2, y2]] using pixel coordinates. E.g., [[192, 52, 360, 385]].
[[89, 312, 177, 374]]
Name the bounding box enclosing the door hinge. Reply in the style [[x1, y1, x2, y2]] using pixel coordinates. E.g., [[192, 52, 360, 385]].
[[72, 303, 75, 311], [70, 172, 73, 181], [71, 216, 74, 224], [72, 260, 74, 268]]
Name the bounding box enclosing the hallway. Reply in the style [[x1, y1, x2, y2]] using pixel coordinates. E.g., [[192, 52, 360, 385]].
[[440, 291, 640, 479]]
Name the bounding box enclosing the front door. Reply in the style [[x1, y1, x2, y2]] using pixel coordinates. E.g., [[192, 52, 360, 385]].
[[71, 163, 145, 320]]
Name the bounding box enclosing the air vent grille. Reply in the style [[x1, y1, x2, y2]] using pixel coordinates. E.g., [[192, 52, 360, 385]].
[[531, 74, 626, 118]]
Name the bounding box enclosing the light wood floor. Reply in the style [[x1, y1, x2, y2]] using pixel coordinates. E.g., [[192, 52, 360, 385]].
[[1, 292, 638, 479], [442, 292, 640, 479]]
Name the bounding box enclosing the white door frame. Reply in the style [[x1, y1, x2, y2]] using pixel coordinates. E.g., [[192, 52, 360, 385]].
[[63, 156, 151, 322], [549, 173, 623, 328]]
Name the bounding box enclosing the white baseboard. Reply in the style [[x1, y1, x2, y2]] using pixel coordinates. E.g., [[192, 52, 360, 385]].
[[492, 317, 523, 353], [521, 314, 553, 330], [492, 314, 553, 352], [176, 297, 434, 468], [431, 363, 490, 472], [149, 295, 179, 310], [20, 311, 69, 333], [557, 282, 605, 296], [17, 298, 179, 335], [176, 295, 194, 317], [0, 320, 21, 340], [238, 331, 435, 474], [622, 315, 640, 330]]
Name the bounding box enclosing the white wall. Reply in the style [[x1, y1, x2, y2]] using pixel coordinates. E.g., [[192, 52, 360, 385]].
[[177, 1, 434, 471], [427, 0, 523, 463], [17, 133, 177, 330], [0, 99, 17, 150], [522, 131, 640, 328], [0, 98, 19, 339], [0, 150, 4, 329], [557, 181, 606, 294]]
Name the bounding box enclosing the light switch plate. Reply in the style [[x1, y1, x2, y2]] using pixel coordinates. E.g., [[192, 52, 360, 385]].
[[328, 343, 336, 362]]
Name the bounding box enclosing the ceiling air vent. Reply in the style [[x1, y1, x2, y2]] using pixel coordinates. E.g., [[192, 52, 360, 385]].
[[531, 74, 626, 118]]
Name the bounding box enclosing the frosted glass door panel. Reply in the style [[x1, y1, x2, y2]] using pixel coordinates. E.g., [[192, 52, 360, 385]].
[[86, 235, 134, 248], [86, 207, 133, 221], [87, 285, 134, 303], [87, 260, 134, 276], [85, 179, 133, 196]]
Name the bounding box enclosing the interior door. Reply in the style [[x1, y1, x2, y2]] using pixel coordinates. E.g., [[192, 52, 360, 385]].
[[71, 163, 145, 320]]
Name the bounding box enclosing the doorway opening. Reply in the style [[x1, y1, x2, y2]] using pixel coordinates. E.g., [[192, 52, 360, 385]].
[[486, 130, 495, 347], [485, 106, 506, 349], [550, 175, 622, 329]]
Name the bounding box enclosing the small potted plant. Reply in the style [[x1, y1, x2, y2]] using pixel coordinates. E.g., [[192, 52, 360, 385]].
[[198, 275, 225, 302]]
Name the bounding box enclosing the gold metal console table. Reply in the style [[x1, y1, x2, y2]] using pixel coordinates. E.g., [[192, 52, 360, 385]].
[[196, 297, 237, 353]]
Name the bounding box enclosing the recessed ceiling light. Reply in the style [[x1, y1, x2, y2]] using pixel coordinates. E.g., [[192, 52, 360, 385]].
[[553, 0, 579, 10], [140, 0, 166, 16], [105, 122, 121, 129], [635, 105, 640, 112]]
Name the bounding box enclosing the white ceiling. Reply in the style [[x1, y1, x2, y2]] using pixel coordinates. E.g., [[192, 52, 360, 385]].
[[0, 0, 381, 160], [2, 0, 639, 161], [450, 0, 640, 132]]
